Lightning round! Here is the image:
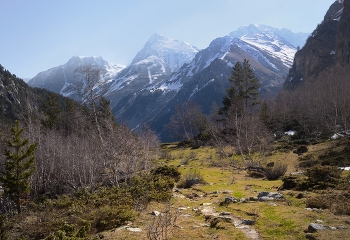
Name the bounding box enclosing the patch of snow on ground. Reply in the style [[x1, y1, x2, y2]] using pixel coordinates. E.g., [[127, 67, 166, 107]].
[[285, 130, 296, 136]]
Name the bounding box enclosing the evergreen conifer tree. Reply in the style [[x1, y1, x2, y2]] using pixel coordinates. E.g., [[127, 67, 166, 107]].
[[219, 59, 261, 116], [0, 121, 37, 213], [40, 93, 62, 129]]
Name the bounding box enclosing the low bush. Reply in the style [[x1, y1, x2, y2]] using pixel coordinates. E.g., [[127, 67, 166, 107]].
[[151, 165, 181, 182], [264, 163, 288, 180], [281, 175, 309, 190], [177, 169, 206, 188], [95, 205, 135, 231], [306, 192, 350, 215], [304, 165, 342, 189]]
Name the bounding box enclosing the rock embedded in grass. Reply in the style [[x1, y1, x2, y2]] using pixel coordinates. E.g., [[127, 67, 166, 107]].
[[257, 191, 284, 201]]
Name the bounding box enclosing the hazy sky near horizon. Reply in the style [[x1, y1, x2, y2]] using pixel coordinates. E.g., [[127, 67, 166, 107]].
[[1, 0, 335, 79]]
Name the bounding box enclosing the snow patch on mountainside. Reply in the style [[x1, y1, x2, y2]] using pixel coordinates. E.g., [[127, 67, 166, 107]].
[[241, 35, 296, 68], [158, 81, 183, 92], [189, 79, 215, 99]]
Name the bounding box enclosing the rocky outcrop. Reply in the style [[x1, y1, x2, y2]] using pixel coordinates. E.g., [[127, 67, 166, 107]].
[[336, 0, 350, 66], [284, 0, 345, 90]]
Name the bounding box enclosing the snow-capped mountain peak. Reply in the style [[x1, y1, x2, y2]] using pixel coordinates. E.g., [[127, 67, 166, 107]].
[[28, 56, 125, 100], [131, 33, 199, 72], [230, 24, 309, 48]]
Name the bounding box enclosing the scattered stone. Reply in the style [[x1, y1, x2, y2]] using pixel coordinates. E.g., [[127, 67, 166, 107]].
[[200, 223, 210, 227], [151, 211, 161, 216], [178, 207, 188, 210], [249, 196, 258, 201], [240, 198, 246, 203], [268, 203, 277, 207], [316, 219, 323, 223], [126, 227, 142, 232], [306, 208, 323, 212], [210, 190, 220, 194], [308, 223, 327, 233], [223, 196, 237, 204], [257, 192, 284, 201], [185, 192, 201, 199], [183, 214, 191, 217], [220, 212, 231, 216], [222, 190, 232, 194], [337, 226, 348, 229], [241, 220, 256, 226], [201, 202, 213, 206], [218, 216, 233, 222]]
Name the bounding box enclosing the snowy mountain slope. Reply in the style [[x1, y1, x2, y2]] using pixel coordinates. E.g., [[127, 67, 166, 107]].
[[28, 56, 125, 102], [230, 24, 309, 48], [104, 33, 199, 109], [115, 27, 301, 139]]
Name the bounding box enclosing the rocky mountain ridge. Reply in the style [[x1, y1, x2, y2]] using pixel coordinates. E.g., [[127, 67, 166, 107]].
[[284, 0, 347, 90]]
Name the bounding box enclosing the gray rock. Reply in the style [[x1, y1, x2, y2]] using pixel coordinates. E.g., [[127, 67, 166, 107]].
[[127, 227, 142, 232], [219, 212, 231, 216], [258, 191, 284, 201], [249, 196, 258, 201], [241, 219, 256, 225], [308, 223, 327, 233], [239, 198, 246, 203], [224, 196, 237, 204], [151, 211, 161, 216]]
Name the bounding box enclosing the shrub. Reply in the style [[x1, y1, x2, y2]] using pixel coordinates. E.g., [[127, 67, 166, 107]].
[[304, 165, 342, 189], [264, 163, 288, 180], [177, 169, 206, 188], [0, 214, 10, 240], [151, 165, 181, 182], [306, 192, 350, 215], [293, 145, 308, 155], [95, 205, 135, 231], [281, 175, 308, 190]]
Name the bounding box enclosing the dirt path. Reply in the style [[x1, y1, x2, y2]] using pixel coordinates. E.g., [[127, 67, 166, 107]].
[[200, 205, 260, 240], [174, 190, 261, 240]]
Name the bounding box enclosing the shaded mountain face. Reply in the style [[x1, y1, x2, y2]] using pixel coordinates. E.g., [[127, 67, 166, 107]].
[[28, 56, 125, 102], [284, 0, 346, 90], [0, 65, 31, 122], [0, 64, 73, 124]]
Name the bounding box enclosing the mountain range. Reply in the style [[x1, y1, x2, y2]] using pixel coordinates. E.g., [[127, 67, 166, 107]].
[[28, 25, 308, 140]]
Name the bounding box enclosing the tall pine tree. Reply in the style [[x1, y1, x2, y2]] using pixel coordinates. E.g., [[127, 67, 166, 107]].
[[0, 121, 37, 213], [219, 59, 260, 116]]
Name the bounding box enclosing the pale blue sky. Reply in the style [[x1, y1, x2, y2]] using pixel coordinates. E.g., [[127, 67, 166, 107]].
[[1, 0, 335, 79]]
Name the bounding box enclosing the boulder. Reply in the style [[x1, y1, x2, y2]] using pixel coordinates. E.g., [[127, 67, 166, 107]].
[[257, 191, 284, 201], [308, 223, 327, 233]]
